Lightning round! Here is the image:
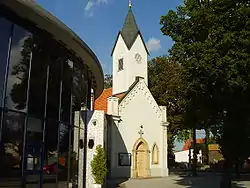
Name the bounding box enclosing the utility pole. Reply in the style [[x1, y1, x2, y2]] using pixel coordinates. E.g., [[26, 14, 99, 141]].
[[192, 127, 197, 176], [205, 127, 210, 165], [188, 130, 192, 175]]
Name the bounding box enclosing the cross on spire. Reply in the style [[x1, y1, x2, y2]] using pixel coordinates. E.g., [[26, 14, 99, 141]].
[[129, 0, 132, 8]]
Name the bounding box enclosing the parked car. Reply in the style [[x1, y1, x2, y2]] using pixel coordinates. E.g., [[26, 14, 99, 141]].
[[43, 163, 57, 174]]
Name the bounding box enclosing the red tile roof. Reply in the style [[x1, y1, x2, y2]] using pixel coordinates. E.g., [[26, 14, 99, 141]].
[[182, 138, 205, 151], [94, 88, 125, 113]]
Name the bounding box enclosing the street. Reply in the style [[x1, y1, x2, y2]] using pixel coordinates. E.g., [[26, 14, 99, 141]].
[[117, 173, 250, 188]]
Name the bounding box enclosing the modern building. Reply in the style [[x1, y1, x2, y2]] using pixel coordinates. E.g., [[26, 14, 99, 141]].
[[0, 0, 104, 188]]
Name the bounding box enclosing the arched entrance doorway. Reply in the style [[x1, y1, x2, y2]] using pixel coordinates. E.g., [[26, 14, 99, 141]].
[[132, 138, 150, 178]]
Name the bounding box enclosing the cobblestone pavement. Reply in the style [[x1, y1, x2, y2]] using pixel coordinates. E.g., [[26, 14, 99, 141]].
[[118, 173, 250, 188]]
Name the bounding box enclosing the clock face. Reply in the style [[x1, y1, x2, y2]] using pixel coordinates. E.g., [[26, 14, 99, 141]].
[[135, 53, 142, 64]]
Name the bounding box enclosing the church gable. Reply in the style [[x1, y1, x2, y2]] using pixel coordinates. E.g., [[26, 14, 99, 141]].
[[111, 33, 128, 57], [129, 33, 148, 56], [118, 77, 162, 119]]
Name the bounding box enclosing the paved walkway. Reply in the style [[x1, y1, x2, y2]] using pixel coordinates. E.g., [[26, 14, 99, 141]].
[[118, 173, 250, 188]]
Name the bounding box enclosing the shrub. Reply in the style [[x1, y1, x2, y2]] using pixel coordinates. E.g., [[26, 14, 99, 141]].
[[91, 145, 108, 184]]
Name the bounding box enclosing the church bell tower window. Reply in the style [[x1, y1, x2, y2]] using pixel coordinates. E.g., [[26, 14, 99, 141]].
[[118, 58, 124, 71]]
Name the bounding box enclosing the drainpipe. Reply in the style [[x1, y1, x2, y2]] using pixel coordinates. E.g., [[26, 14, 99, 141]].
[[81, 105, 88, 188], [90, 88, 94, 111]]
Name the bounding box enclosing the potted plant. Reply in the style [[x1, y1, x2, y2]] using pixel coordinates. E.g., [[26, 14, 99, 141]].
[[91, 145, 108, 188]]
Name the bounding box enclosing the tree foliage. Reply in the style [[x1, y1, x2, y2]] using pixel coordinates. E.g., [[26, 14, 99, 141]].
[[160, 0, 250, 185], [148, 57, 186, 134], [91, 145, 108, 185], [148, 56, 187, 165], [104, 74, 112, 89]]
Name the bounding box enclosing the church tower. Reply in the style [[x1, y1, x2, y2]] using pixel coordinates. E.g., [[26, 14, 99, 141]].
[[111, 2, 149, 95]]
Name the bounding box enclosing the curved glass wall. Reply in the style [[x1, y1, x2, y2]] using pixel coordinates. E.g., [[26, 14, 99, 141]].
[[0, 13, 92, 188]]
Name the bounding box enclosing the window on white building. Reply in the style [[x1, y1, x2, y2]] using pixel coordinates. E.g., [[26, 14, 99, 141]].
[[118, 58, 124, 71], [152, 143, 159, 164]]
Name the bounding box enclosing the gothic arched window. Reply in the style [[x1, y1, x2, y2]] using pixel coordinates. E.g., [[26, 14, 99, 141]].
[[152, 143, 159, 164]]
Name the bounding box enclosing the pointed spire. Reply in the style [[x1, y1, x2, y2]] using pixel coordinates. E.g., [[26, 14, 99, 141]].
[[111, 1, 150, 56], [120, 6, 139, 49]]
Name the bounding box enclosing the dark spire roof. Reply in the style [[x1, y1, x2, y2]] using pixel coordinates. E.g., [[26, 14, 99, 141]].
[[120, 8, 139, 49], [111, 7, 149, 56]]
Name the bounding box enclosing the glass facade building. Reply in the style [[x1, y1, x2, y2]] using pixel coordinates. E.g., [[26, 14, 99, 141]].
[[0, 1, 104, 188]]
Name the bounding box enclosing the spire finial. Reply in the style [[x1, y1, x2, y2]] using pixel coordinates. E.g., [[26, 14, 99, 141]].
[[129, 0, 132, 8]]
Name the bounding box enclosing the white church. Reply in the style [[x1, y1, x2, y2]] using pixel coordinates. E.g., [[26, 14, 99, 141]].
[[84, 3, 169, 187]]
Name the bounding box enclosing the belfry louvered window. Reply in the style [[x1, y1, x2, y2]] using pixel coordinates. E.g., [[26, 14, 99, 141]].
[[118, 58, 124, 71]]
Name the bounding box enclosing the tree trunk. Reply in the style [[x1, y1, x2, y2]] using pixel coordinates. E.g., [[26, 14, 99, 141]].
[[204, 127, 209, 165], [192, 127, 197, 176], [235, 157, 240, 179], [220, 158, 232, 188], [188, 147, 191, 174], [0, 142, 3, 177]]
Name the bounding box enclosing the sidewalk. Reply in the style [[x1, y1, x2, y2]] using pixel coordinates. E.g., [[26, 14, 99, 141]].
[[114, 173, 250, 188]]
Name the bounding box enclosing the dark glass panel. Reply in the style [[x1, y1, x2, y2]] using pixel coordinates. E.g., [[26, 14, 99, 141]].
[[72, 64, 88, 110], [0, 111, 25, 186], [80, 69, 88, 107], [24, 117, 43, 188], [26, 117, 42, 141], [43, 119, 58, 187], [0, 17, 12, 108], [46, 55, 61, 120], [72, 64, 82, 111], [58, 123, 70, 187], [0, 108, 3, 181], [61, 60, 73, 123], [28, 36, 48, 117], [5, 24, 32, 112], [25, 174, 40, 188], [69, 125, 79, 187]]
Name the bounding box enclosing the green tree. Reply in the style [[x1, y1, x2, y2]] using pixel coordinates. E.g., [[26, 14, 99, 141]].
[[148, 56, 187, 167], [91, 145, 108, 185], [104, 74, 112, 89], [160, 0, 250, 186]]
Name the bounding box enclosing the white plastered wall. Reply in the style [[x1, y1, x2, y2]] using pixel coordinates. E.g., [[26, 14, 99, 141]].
[[85, 110, 106, 188], [112, 34, 148, 95], [109, 80, 168, 178], [126, 34, 148, 86], [73, 111, 85, 188], [112, 34, 129, 95]]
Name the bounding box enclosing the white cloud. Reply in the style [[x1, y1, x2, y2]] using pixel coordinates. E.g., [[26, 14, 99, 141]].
[[85, 1, 94, 11], [146, 37, 161, 52], [84, 0, 107, 17]]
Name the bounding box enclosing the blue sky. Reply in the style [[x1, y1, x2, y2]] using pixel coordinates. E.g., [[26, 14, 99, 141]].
[[34, 0, 205, 150], [35, 0, 183, 74], [175, 130, 206, 151]]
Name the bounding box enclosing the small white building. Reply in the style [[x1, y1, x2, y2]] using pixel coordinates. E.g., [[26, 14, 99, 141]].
[[84, 4, 169, 188], [174, 149, 203, 163]]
